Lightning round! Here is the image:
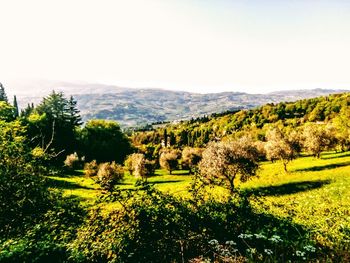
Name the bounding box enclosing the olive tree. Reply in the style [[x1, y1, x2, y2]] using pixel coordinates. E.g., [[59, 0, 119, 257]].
[[124, 153, 155, 181], [159, 149, 180, 174], [264, 128, 300, 172], [181, 147, 203, 174], [302, 123, 333, 158], [97, 162, 124, 191], [198, 137, 259, 194]]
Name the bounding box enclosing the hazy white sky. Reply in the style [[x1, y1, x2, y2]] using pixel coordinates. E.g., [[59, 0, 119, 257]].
[[1, 0, 350, 93]]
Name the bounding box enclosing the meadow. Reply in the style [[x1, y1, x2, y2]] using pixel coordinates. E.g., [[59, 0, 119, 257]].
[[48, 151, 350, 256]]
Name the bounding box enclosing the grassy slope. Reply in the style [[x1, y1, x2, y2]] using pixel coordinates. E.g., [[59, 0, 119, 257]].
[[244, 151, 350, 249], [48, 151, 350, 248]]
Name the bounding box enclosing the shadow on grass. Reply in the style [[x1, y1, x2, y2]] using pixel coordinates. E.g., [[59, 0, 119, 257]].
[[147, 180, 182, 184], [55, 169, 85, 177], [46, 177, 96, 190], [321, 152, 350, 160], [243, 179, 332, 197], [118, 182, 134, 185], [294, 161, 350, 172]]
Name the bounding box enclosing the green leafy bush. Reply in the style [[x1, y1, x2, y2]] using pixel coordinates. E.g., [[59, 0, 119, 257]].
[[70, 186, 324, 262]]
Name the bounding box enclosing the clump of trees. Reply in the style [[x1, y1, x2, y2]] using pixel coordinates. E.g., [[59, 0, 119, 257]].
[[199, 137, 259, 194], [79, 119, 132, 163]]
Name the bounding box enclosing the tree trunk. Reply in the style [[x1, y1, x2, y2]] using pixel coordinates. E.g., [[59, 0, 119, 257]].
[[228, 177, 236, 195]]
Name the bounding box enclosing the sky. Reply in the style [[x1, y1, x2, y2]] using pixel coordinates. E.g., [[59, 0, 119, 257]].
[[1, 0, 350, 94]]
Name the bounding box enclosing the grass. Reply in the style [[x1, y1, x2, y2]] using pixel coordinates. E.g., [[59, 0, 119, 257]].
[[242, 151, 350, 250], [47, 151, 350, 250]]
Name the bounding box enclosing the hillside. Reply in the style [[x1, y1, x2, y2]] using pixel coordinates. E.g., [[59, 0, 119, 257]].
[[132, 92, 350, 147], [7, 80, 347, 127]]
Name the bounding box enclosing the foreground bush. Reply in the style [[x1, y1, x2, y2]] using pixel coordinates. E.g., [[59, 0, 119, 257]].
[[70, 186, 325, 263], [0, 120, 85, 263]]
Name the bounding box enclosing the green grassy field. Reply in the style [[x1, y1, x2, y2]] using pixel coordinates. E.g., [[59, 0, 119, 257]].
[[48, 151, 350, 250]]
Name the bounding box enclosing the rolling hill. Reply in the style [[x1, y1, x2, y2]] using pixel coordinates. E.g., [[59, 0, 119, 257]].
[[5, 80, 348, 127]]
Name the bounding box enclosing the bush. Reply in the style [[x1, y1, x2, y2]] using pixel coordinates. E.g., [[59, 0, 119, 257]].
[[63, 152, 81, 169], [84, 160, 98, 177], [97, 162, 124, 191], [70, 187, 324, 263]]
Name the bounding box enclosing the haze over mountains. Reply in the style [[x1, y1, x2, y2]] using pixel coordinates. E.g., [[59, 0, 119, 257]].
[[5, 80, 348, 128]]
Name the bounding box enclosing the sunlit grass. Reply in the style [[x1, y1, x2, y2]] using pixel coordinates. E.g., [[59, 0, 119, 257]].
[[48, 151, 350, 249], [241, 151, 350, 249]]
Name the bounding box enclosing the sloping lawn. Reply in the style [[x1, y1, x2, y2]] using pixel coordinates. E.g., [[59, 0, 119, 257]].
[[47, 151, 350, 250]]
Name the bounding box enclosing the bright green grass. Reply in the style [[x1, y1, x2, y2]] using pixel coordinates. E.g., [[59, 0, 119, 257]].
[[47, 169, 193, 206], [241, 151, 350, 249], [48, 151, 350, 248]]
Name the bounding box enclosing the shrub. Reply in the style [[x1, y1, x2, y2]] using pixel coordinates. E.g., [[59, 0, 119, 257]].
[[97, 162, 124, 191], [84, 160, 98, 178], [70, 187, 323, 263], [63, 152, 81, 169]]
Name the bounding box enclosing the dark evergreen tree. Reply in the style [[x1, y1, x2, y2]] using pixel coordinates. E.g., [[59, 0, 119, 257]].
[[169, 131, 176, 146], [0, 83, 8, 102], [68, 96, 82, 126], [163, 128, 168, 147], [13, 95, 19, 118], [21, 103, 34, 117], [31, 91, 82, 158]]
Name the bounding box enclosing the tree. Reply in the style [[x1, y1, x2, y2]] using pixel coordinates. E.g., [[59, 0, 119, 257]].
[[0, 120, 51, 237], [21, 103, 35, 117], [0, 101, 15, 122], [0, 82, 8, 102], [34, 91, 82, 157], [332, 106, 350, 151], [13, 95, 19, 118], [163, 129, 168, 147], [198, 137, 259, 194], [264, 128, 299, 172], [159, 149, 180, 174], [80, 119, 132, 163], [67, 95, 82, 126], [181, 147, 203, 174], [125, 153, 155, 180], [96, 162, 124, 191], [302, 124, 330, 158]]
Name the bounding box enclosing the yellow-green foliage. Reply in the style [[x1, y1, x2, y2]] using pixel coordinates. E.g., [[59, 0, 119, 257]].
[[50, 151, 350, 251]]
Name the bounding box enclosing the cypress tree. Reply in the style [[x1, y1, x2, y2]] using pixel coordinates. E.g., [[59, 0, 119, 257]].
[[13, 95, 19, 118], [163, 129, 168, 147]]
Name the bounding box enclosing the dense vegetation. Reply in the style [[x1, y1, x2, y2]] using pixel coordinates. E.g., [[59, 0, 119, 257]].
[[0, 83, 349, 262]]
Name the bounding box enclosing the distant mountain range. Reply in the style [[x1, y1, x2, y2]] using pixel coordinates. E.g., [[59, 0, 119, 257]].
[[5, 80, 348, 127]]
